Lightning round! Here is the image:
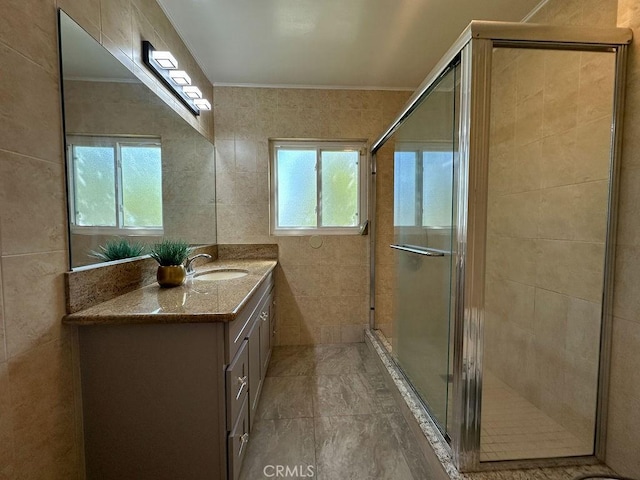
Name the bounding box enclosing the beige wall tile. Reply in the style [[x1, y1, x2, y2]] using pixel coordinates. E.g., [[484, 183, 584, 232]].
[[488, 190, 540, 239], [0, 0, 58, 74], [607, 316, 640, 476], [515, 49, 545, 103], [578, 51, 616, 124], [565, 297, 601, 363], [515, 91, 543, 147], [532, 288, 568, 351], [57, 0, 101, 40], [8, 339, 77, 480], [0, 362, 15, 479], [0, 256, 5, 364], [540, 129, 596, 188], [617, 167, 640, 246], [0, 152, 67, 256], [538, 181, 608, 243], [536, 239, 605, 302], [100, 0, 133, 59], [581, 0, 618, 26], [0, 44, 62, 163], [130, 2, 159, 66], [2, 252, 67, 359], [613, 245, 640, 323]]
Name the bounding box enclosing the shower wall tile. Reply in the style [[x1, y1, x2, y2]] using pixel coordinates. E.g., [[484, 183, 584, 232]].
[[515, 91, 544, 147], [535, 239, 605, 303], [485, 34, 615, 449], [606, 315, 640, 476], [617, 167, 640, 247], [538, 181, 608, 243], [578, 52, 617, 123]]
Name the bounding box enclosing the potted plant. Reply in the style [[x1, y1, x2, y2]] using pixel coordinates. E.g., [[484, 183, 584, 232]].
[[89, 238, 146, 262], [149, 239, 192, 287]]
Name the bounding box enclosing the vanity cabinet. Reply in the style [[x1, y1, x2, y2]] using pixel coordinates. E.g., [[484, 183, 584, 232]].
[[77, 271, 274, 480]]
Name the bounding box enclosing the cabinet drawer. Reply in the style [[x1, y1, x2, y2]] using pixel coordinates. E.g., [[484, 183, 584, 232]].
[[226, 340, 249, 431], [226, 272, 273, 362], [227, 396, 249, 480]]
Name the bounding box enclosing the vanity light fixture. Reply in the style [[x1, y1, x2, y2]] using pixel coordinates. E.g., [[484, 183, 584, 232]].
[[194, 99, 211, 110], [150, 50, 178, 69], [182, 86, 202, 99], [142, 40, 211, 117], [169, 70, 191, 86]]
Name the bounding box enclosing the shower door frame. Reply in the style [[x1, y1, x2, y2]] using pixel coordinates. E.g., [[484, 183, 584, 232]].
[[371, 21, 631, 473]]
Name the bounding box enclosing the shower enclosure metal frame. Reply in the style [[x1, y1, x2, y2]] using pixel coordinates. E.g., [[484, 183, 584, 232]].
[[370, 21, 632, 472]]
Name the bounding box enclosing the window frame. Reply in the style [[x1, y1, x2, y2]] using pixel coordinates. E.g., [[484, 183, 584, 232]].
[[66, 134, 164, 236], [269, 139, 369, 236]]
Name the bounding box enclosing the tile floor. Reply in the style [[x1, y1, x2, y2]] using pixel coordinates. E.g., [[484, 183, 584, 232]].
[[480, 372, 592, 461], [239, 343, 430, 480]]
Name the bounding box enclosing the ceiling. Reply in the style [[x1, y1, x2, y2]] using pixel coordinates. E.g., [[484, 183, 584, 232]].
[[157, 0, 542, 90]]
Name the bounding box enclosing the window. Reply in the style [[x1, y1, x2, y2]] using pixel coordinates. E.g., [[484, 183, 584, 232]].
[[394, 144, 453, 227], [270, 140, 368, 235], [67, 136, 163, 234]]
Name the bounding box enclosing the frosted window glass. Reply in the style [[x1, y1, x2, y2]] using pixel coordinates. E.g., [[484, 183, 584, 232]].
[[121, 145, 163, 228], [422, 151, 453, 227], [73, 146, 116, 226], [277, 149, 317, 227], [321, 150, 358, 227], [394, 151, 418, 226]]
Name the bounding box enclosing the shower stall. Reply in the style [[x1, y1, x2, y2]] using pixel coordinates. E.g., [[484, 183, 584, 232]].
[[370, 22, 632, 472]]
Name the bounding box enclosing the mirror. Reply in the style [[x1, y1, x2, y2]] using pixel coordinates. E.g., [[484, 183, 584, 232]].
[[59, 10, 216, 269]]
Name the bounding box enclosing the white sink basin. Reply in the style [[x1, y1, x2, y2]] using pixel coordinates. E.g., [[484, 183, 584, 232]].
[[194, 269, 249, 281]]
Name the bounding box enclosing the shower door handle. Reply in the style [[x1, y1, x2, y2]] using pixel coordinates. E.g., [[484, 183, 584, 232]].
[[390, 244, 448, 257]]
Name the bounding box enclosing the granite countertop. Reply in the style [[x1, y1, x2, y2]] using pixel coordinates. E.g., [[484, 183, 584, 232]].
[[63, 259, 277, 325]]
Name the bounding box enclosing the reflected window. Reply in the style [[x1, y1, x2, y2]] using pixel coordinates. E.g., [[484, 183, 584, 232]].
[[394, 146, 453, 228], [270, 140, 368, 234], [67, 136, 163, 234]]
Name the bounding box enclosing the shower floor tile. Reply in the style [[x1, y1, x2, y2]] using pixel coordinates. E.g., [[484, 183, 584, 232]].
[[480, 372, 592, 461]]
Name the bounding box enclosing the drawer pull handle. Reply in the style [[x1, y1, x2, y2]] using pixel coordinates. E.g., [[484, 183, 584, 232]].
[[237, 375, 248, 398], [238, 432, 250, 456]]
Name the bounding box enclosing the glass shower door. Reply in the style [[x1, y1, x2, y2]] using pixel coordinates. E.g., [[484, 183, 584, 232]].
[[392, 64, 458, 433]]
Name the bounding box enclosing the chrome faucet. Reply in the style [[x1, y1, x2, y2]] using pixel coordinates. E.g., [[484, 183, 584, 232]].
[[185, 253, 212, 274]]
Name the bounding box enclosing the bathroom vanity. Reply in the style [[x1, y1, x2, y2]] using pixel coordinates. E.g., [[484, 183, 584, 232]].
[[63, 259, 277, 480]]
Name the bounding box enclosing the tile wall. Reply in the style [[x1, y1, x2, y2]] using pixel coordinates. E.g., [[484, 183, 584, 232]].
[[611, 0, 640, 477], [483, 45, 614, 447], [213, 87, 410, 345], [489, 0, 640, 475], [530, 1, 640, 476], [0, 0, 213, 477]]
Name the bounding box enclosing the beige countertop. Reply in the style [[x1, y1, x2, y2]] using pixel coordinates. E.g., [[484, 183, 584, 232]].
[[63, 259, 277, 325]]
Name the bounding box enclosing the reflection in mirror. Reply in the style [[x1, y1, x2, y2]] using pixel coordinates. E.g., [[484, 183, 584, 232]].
[[59, 10, 216, 269]]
